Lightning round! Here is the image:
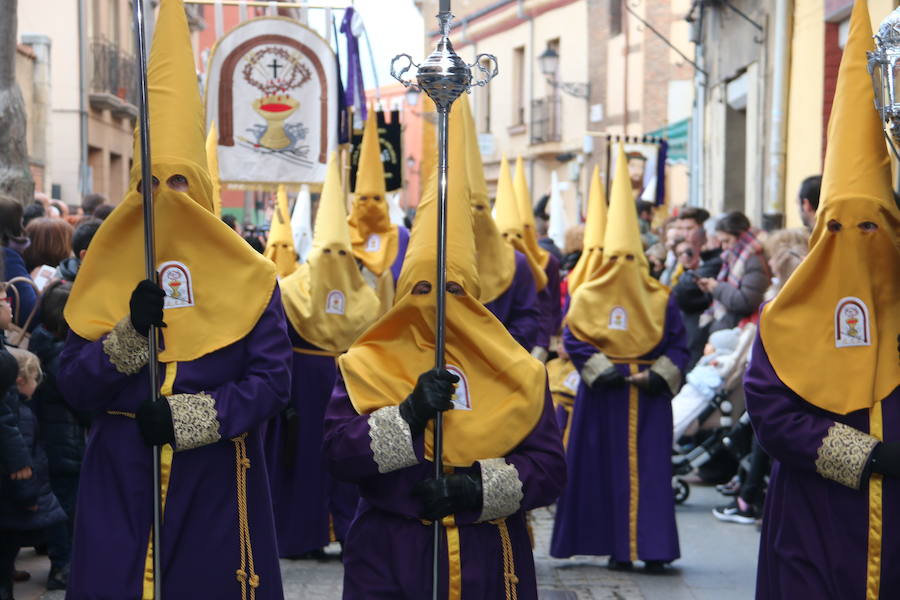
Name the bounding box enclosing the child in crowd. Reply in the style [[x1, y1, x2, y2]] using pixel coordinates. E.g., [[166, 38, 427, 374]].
[[0, 348, 68, 599]]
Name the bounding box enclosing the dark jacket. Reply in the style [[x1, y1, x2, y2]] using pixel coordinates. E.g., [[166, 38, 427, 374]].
[[0, 387, 67, 530], [709, 251, 769, 332], [30, 326, 88, 476], [672, 248, 723, 368]]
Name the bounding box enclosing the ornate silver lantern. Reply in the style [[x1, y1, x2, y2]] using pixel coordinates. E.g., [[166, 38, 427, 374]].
[[869, 7, 900, 155]]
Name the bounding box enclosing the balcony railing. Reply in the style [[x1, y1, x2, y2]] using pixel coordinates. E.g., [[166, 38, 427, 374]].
[[89, 38, 138, 118], [530, 96, 562, 145]]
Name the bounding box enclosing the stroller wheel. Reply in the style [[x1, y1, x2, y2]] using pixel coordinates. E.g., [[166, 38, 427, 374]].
[[674, 478, 690, 504]]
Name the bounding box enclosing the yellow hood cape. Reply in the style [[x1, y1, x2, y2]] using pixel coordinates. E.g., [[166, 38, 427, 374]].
[[264, 184, 299, 278], [348, 109, 399, 276], [205, 120, 223, 218], [339, 98, 546, 467], [513, 155, 551, 270], [760, 0, 900, 414], [566, 144, 669, 359], [567, 165, 608, 295], [494, 155, 549, 291], [65, 0, 275, 363], [281, 153, 380, 354]]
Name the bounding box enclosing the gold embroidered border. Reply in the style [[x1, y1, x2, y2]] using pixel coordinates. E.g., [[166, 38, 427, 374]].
[[168, 393, 221, 451], [650, 355, 682, 395], [103, 318, 150, 375], [368, 405, 418, 473], [580, 352, 614, 387], [478, 458, 523, 522], [867, 403, 884, 600], [628, 364, 640, 563], [814, 422, 878, 490]]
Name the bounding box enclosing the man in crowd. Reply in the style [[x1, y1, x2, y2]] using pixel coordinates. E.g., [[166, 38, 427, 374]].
[[797, 174, 821, 229]]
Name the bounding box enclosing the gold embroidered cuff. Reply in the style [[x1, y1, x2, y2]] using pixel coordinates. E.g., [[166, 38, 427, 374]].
[[477, 458, 523, 522], [369, 405, 418, 474], [168, 393, 221, 451], [650, 355, 682, 395], [530, 346, 549, 363], [815, 422, 879, 490], [581, 352, 614, 387], [102, 318, 150, 375]]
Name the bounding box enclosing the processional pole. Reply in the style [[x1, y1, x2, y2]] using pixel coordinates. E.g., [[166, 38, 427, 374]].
[[132, 1, 164, 598], [390, 2, 498, 598]]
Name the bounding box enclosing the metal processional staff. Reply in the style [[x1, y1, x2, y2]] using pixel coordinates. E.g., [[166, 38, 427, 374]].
[[391, 1, 498, 598]]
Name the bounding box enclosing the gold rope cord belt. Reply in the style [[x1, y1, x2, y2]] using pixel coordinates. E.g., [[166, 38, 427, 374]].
[[232, 433, 259, 600], [419, 517, 519, 600], [611, 358, 654, 365]]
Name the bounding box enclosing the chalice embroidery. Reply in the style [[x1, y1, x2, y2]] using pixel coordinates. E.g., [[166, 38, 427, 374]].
[[242, 46, 312, 154]]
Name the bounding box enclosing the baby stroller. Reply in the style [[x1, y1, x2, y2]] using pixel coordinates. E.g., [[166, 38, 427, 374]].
[[671, 324, 757, 504]]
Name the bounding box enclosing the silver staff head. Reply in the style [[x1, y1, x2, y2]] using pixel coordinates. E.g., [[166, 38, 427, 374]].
[[869, 7, 900, 150], [390, 10, 498, 112]]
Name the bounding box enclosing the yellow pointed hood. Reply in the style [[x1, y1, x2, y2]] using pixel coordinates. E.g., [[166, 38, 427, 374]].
[[205, 121, 222, 218], [348, 109, 398, 275], [566, 144, 669, 359], [281, 153, 380, 353], [264, 185, 299, 278], [760, 0, 900, 414], [65, 0, 276, 363], [459, 95, 516, 304], [495, 156, 548, 291], [514, 155, 551, 269], [339, 99, 546, 467], [567, 165, 608, 294]]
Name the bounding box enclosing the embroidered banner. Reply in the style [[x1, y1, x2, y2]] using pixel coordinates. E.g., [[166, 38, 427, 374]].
[[349, 109, 403, 193], [205, 17, 338, 186]]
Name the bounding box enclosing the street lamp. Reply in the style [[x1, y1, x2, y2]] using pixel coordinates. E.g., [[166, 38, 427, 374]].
[[869, 6, 900, 157], [538, 44, 590, 100], [404, 85, 421, 107]]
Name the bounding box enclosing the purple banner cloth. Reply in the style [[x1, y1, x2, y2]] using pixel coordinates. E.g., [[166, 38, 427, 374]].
[[340, 8, 367, 123]]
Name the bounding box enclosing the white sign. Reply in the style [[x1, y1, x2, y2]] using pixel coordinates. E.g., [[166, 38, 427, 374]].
[[205, 17, 338, 185]]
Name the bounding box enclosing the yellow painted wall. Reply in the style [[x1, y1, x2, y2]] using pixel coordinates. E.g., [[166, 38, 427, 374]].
[[783, 0, 824, 229]]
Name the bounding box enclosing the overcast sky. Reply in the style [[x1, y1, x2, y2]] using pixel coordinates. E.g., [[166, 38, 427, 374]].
[[309, 1, 425, 91]]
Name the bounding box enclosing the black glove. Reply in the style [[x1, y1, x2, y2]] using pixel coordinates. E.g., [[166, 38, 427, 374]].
[[869, 441, 900, 480], [398, 369, 459, 436], [412, 472, 483, 521], [136, 396, 176, 447], [627, 370, 669, 395], [130, 280, 166, 337], [592, 366, 625, 389]]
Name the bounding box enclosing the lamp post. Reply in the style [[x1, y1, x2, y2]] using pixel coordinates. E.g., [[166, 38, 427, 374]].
[[538, 44, 590, 99]]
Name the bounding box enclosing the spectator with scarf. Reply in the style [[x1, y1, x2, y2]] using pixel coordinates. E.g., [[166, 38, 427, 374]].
[[697, 211, 769, 333]]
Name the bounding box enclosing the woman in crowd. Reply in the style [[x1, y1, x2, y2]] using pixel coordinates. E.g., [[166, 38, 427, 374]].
[[23, 218, 74, 274], [0, 196, 37, 329], [697, 211, 769, 332]]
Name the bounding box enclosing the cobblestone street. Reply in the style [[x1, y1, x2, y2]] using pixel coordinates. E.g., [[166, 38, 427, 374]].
[[23, 485, 758, 599]]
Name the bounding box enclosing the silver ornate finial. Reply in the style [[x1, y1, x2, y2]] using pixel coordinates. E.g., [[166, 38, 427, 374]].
[[390, 11, 498, 111], [869, 7, 900, 157]]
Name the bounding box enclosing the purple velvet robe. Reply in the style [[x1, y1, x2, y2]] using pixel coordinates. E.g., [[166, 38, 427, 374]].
[[484, 251, 540, 350], [745, 333, 900, 599], [535, 253, 562, 350], [551, 297, 687, 563], [323, 374, 566, 599], [58, 289, 292, 600], [389, 226, 410, 286], [262, 327, 338, 557]]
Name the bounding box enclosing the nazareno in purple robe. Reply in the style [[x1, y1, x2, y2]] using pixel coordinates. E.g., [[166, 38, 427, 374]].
[[57, 288, 292, 600], [262, 326, 342, 558], [535, 253, 562, 352], [484, 251, 541, 350], [745, 332, 900, 599], [323, 374, 566, 599], [551, 297, 687, 563]]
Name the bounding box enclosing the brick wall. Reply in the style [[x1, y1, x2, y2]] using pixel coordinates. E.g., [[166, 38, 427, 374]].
[[822, 21, 841, 160]]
